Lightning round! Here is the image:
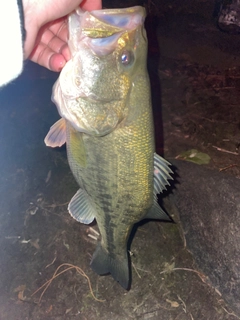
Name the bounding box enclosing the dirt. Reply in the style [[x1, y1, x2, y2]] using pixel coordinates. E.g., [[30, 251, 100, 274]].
[[0, 0, 240, 319]]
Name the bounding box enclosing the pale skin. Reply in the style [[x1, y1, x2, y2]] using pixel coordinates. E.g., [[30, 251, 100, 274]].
[[22, 0, 102, 71]]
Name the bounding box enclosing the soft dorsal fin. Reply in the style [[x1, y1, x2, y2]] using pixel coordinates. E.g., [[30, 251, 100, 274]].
[[145, 197, 171, 221]]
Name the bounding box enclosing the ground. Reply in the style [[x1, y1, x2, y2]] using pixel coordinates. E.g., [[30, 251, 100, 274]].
[[0, 0, 240, 319]]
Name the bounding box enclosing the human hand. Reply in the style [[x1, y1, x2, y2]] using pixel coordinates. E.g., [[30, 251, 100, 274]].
[[23, 0, 102, 71]]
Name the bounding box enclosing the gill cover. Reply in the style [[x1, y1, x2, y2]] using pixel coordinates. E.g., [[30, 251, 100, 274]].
[[51, 6, 146, 136]]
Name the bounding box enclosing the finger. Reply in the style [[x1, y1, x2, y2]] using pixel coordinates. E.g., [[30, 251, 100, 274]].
[[41, 28, 67, 56], [49, 52, 68, 71], [30, 40, 69, 71], [81, 0, 102, 10], [47, 18, 68, 42], [29, 19, 71, 71]]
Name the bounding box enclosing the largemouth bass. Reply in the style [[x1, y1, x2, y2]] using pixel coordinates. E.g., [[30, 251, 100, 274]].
[[45, 6, 173, 289]]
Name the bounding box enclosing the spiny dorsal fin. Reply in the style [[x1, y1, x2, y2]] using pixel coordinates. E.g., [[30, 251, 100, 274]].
[[154, 153, 173, 195]]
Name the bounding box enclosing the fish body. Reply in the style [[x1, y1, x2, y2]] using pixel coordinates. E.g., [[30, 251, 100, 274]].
[[45, 6, 173, 289]]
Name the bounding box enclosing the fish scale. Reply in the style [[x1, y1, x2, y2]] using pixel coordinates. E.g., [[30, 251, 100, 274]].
[[66, 75, 154, 267], [45, 6, 173, 289]]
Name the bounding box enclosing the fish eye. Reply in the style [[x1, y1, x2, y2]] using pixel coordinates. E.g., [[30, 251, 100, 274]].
[[120, 50, 134, 66]]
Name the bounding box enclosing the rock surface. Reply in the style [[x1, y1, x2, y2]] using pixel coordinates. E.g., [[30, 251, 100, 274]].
[[164, 159, 240, 314]]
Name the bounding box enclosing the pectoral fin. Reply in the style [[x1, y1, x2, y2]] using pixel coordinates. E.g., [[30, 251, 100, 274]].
[[68, 189, 96, 224], [68, 128, 87, 167], [44, 118, 66, 148], [154, 153, 173, 195]]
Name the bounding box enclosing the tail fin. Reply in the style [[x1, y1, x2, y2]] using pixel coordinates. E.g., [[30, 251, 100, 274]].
[[90, 244, 130, 290]]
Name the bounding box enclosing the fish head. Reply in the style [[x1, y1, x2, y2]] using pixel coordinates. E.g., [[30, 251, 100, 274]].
[[52, 6, 147, 136]]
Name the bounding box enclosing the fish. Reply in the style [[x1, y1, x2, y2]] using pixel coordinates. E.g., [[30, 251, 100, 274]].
[[44, 6, 173, 289]]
